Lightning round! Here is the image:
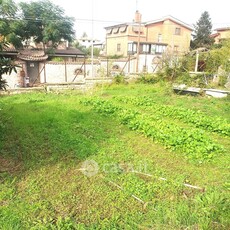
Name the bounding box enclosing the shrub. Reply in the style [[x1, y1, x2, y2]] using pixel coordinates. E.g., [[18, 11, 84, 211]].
[[51, 57, 64, 62], [112, 75, 128, 84], [137, 73, 161, 84]]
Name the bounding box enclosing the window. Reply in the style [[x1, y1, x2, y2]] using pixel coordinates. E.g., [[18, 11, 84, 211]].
[[155, 45, 166, 54], [173, 45, 179, 52], [128, 43, 133, 53], [175, 27, 181, 35], [117, 43, 121, 52], [155, 45, 163, 53], [128, 43, 137, 54], [151, 45, 156, 54], [158, 34, 162, 42], [133, 43, 137, 52], [142, 44, 150, 53], [113, 27, 119, 34], [120, 26, 127, 33], [106, 28, 112, 35], [151, 44, 167, 54]]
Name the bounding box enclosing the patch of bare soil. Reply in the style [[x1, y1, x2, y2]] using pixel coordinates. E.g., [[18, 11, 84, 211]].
[[0, 156, 22, 174]]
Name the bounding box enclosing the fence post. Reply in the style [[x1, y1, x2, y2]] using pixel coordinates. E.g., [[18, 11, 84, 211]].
[[65, 59, 67, 82]]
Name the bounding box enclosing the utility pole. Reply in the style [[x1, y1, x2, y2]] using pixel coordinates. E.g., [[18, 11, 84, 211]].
[[136, 21, 141, 73], [135, 0, 141, 73], [136, 0, 138, 10], [91, 0, 94, 78]]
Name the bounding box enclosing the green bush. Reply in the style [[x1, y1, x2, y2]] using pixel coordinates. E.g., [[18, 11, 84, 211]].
[[106, 54, 123, 59], [137, 73, 161, 84], [176, 73, 209, 88], [51, 57, 64, 62], [112, 75, 127, 84], [218, 75, 228, 86]]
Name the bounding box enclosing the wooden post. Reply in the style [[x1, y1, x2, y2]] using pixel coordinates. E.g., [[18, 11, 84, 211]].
[[195, 50, 199, 72], [72, 62, 85, 82], [121, 56, 131, 74], [107, 57, 109, 77], [44, 62, 46, 83], [128, 54, 131, 74], [84, 58, 86, 78], [64, 59, 67, 82], [144, 52, 147, 72]]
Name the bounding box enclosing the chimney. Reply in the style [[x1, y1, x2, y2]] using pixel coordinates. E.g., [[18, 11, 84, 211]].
[[134, 10, 142, 23]]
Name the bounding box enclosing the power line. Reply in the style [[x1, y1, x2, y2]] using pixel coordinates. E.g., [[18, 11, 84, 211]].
[[1, 16, 229, 28], [0, 16, 126, 24]]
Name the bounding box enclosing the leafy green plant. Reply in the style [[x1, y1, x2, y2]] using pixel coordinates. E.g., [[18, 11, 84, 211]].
[[194, 190, 230, 229], [114, 96, 230, 136], [0, 56, 17, 90], [112, 75, 127, 84], [137, 73, 161, 84], [0, 41, 18, 90], [51, 57, 65, 62], [0, 78, 8, 91], [81, 97, 224, 162]]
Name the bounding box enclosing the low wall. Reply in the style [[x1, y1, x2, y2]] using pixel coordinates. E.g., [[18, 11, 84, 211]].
[[40, 62, 86, 84], [2, 55, 160, 89], [2, 66, 23, 89]]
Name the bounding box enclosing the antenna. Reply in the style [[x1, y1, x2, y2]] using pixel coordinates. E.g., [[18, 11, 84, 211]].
[[136, 0, 138, 11]]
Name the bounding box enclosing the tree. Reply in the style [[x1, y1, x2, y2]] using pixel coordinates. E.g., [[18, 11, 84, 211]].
[[0, 0, 76, 89], [191, 11, 214, 49], [204, 39, 230, 73], [0, 0, 23, 47], [73, 41, 101, 57], [0, 0, 19, 90], [88, 47, 101, 57], [19, 0, 75, 49], [73, 40, 87, 54], [0, 0, 17, 17]]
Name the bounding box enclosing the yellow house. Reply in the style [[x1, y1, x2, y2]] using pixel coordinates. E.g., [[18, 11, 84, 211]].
[[211, 27, 230, 44], [105, 12, 193, 57]]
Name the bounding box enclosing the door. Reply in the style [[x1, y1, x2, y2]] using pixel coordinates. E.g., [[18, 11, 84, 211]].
[[27, 61, 40, 85]]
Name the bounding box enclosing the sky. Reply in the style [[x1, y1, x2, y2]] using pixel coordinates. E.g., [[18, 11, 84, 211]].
[[16, 0, 230, 41]]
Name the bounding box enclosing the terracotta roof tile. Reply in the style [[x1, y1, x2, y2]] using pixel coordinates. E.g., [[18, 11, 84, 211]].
[[2, 47, 85, 59], [17, 50, 48, 61], [52, 48, 85, 56]]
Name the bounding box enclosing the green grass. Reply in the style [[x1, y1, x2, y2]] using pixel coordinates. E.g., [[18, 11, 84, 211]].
[[0, 83, 229, 229]]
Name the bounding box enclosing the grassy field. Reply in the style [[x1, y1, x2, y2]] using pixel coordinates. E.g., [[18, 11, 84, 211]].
[[0, 83, 229, 229]]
